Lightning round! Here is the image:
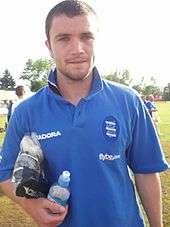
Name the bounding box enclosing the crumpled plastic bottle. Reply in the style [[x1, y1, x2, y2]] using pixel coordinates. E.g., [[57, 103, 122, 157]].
[[12, 132, 49, 198]]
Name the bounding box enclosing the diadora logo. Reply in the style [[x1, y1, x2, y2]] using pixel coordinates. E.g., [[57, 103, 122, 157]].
[[36, 131, 61, 140], [99, 153, 120, 161]]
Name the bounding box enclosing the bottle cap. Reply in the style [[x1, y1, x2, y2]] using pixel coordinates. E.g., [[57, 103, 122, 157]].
[[62, 171, 70, 180], [58, 170, 71, 187]]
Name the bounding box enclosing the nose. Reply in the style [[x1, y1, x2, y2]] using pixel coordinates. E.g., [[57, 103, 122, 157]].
[[70, 39, 85, 55]]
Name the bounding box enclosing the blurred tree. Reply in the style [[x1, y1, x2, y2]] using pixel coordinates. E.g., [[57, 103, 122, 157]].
[[132, 84, 143, 94], [142, 76, 161, 97], [150, 76, 157, 85], [104, 69, 132, 86], [20, 59, 34, 81], [119, 69, 133, 86], [163, 83, 170, 101], [105, 72, 162, 98], [20, 58, 54, 91], [31, 80, 47, 92], [104, 71, 120, 83], [132, 76, 145, 94], [0, 69, 16, 90], [142, 84, 161, 97]]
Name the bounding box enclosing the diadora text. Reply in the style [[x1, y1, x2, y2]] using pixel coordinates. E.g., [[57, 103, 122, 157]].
[[36, 131, 61, 140]]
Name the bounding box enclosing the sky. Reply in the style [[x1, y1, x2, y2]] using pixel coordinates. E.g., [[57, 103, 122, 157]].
[[0, 0, 170, 87]]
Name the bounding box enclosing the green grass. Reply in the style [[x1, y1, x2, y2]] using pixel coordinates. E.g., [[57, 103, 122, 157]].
[[0, 115, 6, 145], [157, 101, 170, 227], [157, 101, 170, 142], [0, 102, 169, 226]]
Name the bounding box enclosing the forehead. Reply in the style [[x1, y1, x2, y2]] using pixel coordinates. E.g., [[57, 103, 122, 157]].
[[49, 14, 98, 35]]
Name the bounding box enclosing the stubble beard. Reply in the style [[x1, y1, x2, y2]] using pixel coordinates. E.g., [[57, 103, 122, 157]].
[[58, 65, 94, 82]]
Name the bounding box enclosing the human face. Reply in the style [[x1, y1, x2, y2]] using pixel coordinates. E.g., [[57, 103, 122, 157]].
[[45, 14, 98, 81]]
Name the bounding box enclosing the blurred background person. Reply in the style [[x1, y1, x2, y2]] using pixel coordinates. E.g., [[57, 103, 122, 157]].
[[11, 85, 26, 115], [7, 100, 13, 122], [146, 94, 161, 135]]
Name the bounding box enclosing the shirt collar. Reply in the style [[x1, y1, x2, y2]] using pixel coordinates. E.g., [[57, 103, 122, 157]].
[[48, 67, 103, 99]]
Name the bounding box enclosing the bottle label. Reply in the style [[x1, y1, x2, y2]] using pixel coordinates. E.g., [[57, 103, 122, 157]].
[[47, 185, 70, 207], [48, 194, 67, 206]]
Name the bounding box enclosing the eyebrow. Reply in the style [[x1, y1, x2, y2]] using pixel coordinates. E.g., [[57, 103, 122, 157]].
[[54, 31, 94, 39], [81, 32, 94, 36], [54, 33, 71, 39]]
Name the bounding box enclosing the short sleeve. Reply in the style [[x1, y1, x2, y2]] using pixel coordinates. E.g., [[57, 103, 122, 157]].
[[126, 97, 169, 173]]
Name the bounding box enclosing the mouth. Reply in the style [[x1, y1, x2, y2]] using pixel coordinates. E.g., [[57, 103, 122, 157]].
[[66, 59, 87, 64], [67, 61, 87, 64]]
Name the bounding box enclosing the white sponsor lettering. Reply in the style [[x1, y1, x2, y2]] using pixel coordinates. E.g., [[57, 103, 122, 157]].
[[36, 131, 61, 140], [105, 121, 116, 126], [106, 132, 116, 137], [105, 120, 117, 138], [105, 127, 116, 131], [99, 153, 120, 161]]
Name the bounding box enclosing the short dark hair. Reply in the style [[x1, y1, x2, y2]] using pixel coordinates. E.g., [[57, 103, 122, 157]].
[[45, 0, 97, 40], [15, 85, 25, 97]]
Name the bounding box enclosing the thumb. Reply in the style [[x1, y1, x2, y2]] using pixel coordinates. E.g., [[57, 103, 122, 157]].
[[46, 199, 66, 214]]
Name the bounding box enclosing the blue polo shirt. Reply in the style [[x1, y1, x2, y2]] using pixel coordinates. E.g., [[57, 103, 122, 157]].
[[0, 67, 169, 227], [145, 101, 157, 117]]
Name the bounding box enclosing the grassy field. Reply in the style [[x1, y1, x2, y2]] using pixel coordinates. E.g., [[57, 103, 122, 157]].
[[0, 101, 170, 227], [157, 101, 170, 227]]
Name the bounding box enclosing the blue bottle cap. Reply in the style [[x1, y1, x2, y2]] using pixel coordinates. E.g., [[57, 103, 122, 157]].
[[58, 170, 71, 187]]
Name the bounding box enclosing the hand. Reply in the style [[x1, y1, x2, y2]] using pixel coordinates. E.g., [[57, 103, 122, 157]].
[[20, 197, 68, 227]]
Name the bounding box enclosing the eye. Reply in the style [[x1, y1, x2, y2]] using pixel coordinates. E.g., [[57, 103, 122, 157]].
[[81, 33, 94, 41], [56, 36, 70, 42]]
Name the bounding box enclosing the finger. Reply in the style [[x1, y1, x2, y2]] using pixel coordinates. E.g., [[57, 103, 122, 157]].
[[42, 212, 66, 226], [47, 200, 66, 214], [48, 206, 68, 223], [42, 198, 65, 213]]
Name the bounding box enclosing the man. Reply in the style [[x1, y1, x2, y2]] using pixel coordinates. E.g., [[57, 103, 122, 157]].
[[7, 100, 13, 122], [145, 94, 161, 135], [145, 94, 157, 117], [11, 85, 26, 115], [6, 86, 26, 127], [0, 1, 169, 227]]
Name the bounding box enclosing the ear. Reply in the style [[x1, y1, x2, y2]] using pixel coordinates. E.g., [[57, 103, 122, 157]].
[[45, 40, 54, 58]]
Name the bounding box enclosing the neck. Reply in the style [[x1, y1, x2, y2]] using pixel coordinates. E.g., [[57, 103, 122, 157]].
[[57, 73, 93, 106], [18, 95, 24, 99]]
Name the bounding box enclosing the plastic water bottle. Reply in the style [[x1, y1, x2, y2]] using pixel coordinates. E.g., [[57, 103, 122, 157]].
[[48, 171, 71, 207]]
